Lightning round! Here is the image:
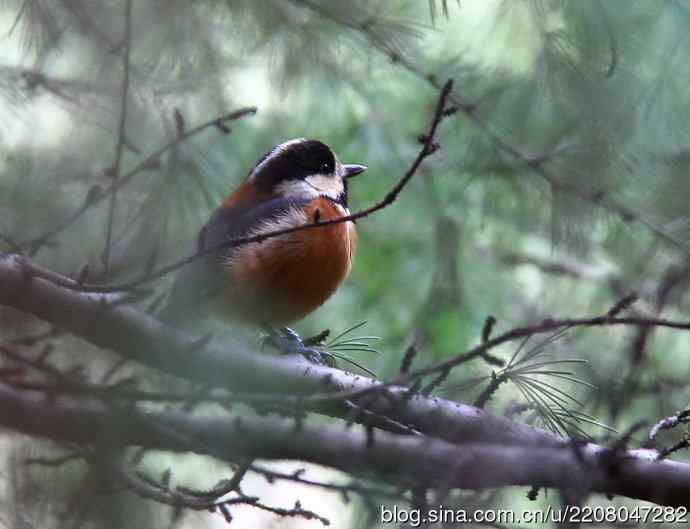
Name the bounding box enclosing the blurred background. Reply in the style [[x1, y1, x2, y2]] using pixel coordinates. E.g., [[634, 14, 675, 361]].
[[1, 0, 690, 527]]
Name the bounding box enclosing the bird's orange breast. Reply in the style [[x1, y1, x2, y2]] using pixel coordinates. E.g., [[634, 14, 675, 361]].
[[220, 196, 356, 326]]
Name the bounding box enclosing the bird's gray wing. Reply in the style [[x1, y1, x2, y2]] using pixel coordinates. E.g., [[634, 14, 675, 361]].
[[158, 195, 310, 324]]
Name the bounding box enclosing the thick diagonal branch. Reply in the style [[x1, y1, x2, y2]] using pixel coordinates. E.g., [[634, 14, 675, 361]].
[[0, 252, 558, 448], [0, 382, 688, 507]]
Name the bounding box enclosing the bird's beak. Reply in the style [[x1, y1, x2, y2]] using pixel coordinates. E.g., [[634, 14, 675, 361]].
[[344, 164, 367, 179]]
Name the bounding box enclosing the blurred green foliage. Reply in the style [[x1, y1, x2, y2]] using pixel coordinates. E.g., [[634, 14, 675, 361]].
[[2, 0, 690, 527]]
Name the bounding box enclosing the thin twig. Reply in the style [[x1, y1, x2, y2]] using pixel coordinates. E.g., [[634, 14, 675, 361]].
[[102, 0, 133, 273], [294, 0, 690, 255], [297, 312, 690, 407], [56, 80, 455, 293], [400, 341, 418, 374], [16, 107, 256, 254], [106, 456, 330, 525], [474, 372, 507, 409], [109, 458, 258, 510], [649, 409, 690, 443], [656, 436, 690, 461], [249, 463, 401, 501]]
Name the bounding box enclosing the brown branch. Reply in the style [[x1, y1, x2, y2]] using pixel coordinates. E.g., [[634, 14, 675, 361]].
[[7, 249, 690, 474], [247, 463, 400, 501], [4, 253, 690, 443], [411, 313, 690, 380], [297, 311, 690, 408], [5, 255, 690, 504], [102, 0, 133, 273], [0, 251, 565, 449], [609, 264, 690, 423], [245, 500, 330, 526], [104, 457, 326, 527], [0, 381, 688, 506]]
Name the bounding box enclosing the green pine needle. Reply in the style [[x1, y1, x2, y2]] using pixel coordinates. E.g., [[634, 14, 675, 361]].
[[321, 351, 378, 378], [496, 329, 611, 437], [320, 321, 382, 376]]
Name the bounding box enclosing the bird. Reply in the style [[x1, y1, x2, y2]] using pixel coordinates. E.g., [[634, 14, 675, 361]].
[[159, 138, 366, 359]]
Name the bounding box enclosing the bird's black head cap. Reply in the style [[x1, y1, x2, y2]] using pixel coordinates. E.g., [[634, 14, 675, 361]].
[[250, 138, 336, 192]]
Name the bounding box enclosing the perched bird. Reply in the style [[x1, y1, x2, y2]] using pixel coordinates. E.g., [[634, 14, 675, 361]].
[[160, 138, 366, 356]]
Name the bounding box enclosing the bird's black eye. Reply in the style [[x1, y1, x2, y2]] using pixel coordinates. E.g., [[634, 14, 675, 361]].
[[320, 162, 331, 172]]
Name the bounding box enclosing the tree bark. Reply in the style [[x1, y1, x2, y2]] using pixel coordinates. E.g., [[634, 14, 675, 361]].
[[2, 253, 690, 506]]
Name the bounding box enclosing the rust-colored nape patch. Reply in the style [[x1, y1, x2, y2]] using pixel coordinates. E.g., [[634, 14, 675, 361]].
[[220, 180, 275, 209]]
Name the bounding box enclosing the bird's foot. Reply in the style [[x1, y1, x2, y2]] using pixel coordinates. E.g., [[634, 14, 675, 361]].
[[263, 327, 335, 367]]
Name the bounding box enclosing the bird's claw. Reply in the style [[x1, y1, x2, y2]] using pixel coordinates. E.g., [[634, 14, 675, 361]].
[[264, 327, 335, 366]]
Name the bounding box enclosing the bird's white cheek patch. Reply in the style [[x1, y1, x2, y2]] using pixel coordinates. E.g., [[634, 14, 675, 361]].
[[304, 174, 344, 200], [274, 179, 320, 200], [274, 174, 344, 201]]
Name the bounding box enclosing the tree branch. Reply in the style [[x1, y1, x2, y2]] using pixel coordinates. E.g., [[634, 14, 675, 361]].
[[4, 253, 690, 504], [16, 107, 257, 254], [0, 381, 688, 507], [294, 0, 690, 255], [5, 252, 690, 445], [102, 0, 133, 273], [0, 251, 565, 449]]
